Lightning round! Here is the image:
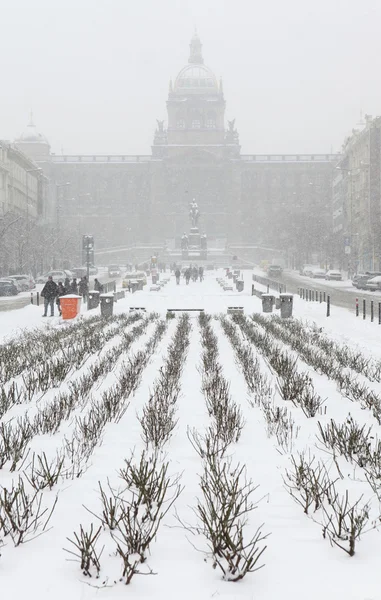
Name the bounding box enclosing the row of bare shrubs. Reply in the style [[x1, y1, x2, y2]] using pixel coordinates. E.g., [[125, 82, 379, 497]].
[[139, 314, 191, 449], [231, 314, 325, 419], [0, 316, 153, 476], [193, 314, 268, 581], [284, 451, 375, 556], [65, 450, 183, 584], [0, 312, 143, 414], [220, 316, 299, 453], [253, 314, 381, 424]]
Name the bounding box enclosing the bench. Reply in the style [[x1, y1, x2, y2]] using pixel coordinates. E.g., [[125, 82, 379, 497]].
[[227, 307, 244, 314]]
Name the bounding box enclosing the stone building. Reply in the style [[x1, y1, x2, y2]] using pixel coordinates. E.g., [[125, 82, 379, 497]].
[[333, 115, 381, 273], [15, 34, 338, 267]]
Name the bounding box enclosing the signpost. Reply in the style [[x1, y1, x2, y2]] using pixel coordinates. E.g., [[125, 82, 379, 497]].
[[82, 235, 94, 282]]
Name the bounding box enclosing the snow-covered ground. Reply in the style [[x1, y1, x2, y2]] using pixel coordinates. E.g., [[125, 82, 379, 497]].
[[1, 269, 381, 600]]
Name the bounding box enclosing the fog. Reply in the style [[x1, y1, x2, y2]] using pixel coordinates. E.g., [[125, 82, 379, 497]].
[[1, 0, 380, 154]]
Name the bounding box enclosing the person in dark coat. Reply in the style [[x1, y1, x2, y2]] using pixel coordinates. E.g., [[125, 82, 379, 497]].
[[199, 266, 204, 281], [184, 268, 191, 285], [56, 281, 66, 316], [175, 268, 181, 285], [70, 278, 78, 294], [78, 276, 89, 302], [94, 278, 104, 293], [41, 276, 58, 317], [64, 276, 70, 290]]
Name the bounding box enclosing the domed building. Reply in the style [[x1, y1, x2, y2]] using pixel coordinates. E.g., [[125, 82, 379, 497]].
[[15, 113, 51, 162], [14, 34, 337, 266]]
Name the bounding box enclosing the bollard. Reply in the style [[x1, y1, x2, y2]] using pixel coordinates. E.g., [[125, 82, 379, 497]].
[[309, 289, 312, 301], [114, 281, 116, 293], [30, 293, 33, 305], [251, 284, 255, 296], [355, 298, 359, 317], [315, 290, 318, 302], [267, 285, 270, 293], [302, 288, 305, 300], [371, 300, 374, 322], [363, 299, 366, 320], [323, 291, 326, 302], [327, 295, 330, 317], [319, 291, 322, 303]]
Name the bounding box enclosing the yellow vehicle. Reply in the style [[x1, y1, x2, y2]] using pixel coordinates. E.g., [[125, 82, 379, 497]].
[[122, 271, 147, 288]]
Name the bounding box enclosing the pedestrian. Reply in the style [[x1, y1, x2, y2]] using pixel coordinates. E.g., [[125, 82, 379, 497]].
[[78, 276, 89, 302], [175, 268, 181, 285], [185, 268, 191, 285], [56, 281, 66, 316], [94, 278, 104, 293], [41, 275, 58, 317], [70, 278, 78, 294], [199, 266, 204, 281], [64, 276, 70, 290]]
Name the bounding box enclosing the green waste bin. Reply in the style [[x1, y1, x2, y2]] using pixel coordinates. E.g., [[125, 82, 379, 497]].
[[280, 293, 293, 318], [88, 290, 100, 310], [100, 293, 114, 317], [262, 294, 274, 313]]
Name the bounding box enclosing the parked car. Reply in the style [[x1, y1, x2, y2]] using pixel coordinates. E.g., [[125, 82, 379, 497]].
[[108, 264, 121, 277], [8, 274, 35, 291], [71, 267, 87, 278], [0, 280, 19, 296], [267, 265, 283, 277], [310, 268, 326, 279], [6, 277, 25, 291], [352, 273, 366, 287], [355, 271, 381, 290], [301, 264, 319, 277], [365, 276, 381, 292], [36, 270, 73, 283], [325, 270, 343, 281]]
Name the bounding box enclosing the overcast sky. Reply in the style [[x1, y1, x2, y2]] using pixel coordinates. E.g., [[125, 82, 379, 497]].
[[0, 0, 380, 156]]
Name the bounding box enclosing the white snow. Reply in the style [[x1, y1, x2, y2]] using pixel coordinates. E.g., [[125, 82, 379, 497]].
[[1, 269, 381, 599]]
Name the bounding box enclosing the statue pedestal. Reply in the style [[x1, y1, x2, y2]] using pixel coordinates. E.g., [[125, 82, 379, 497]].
[[190, 227, 199, 234], [189, 232, 201, 247]]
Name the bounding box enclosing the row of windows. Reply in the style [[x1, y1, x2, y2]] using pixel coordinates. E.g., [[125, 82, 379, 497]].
[[176, 119, 216, 129], [177, 78, 215, 88]]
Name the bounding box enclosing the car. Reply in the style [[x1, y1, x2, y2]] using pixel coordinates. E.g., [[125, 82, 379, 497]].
[[36, 270, 73, 283], [71, 267, 87, 278], [108, 264, 121, 277], [122, 271, 147, 288], [325, 270, 343, 281], [365, 276, 381, 292], [267, 265, 283, 277], [8, 274, 35, 291], [352, 273, 366, 287], [355, 271, 381, 290], [301, 264, 319, 277], [0, 280, 19, 296], [310, 268, 326, 279]]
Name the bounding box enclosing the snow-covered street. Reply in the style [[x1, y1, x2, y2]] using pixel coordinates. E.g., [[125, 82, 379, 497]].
[[1, 269, 381, 600]]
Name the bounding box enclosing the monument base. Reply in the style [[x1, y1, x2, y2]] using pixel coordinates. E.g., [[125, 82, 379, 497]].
[[189, 232, 201, 247], [190, 227, 199, 234]]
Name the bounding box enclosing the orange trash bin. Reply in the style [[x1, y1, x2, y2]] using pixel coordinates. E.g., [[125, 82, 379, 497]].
[[60, 294, 82, 320]]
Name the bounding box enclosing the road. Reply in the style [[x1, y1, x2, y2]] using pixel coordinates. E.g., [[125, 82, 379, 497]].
[[266, 270, 381, 313]]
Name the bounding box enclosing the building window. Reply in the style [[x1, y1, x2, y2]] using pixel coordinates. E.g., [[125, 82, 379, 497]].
[[177, 119, 185, 129], [192, 120, 201, 129], [206, 119, 216, 129]]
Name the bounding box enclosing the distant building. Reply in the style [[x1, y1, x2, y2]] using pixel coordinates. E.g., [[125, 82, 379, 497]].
[[0, 139, 46, 221], [14, 34, 339, 266], [334, 115, 381, 273]]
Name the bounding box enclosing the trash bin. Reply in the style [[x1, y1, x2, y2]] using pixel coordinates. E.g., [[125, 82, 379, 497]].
[[100, 293, 114, 317], [60, 294, 82, 320], [236, 279, 244, 292], [261, 293, 274, 313], [88, 290, 100, 310], [130, 280, 139, 293], [280, 293, 293, 318]]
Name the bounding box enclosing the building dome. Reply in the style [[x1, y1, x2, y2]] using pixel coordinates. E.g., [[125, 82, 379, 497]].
[[173, 33, 219, 94], [174, 64, 218, 92], [17, 113, 49, 144]]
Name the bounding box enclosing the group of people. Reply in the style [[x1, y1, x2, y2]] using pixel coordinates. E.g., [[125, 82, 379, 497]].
[[41, 275, 103, 317], [174, 265, 204, 285]]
